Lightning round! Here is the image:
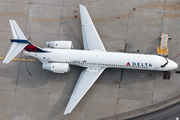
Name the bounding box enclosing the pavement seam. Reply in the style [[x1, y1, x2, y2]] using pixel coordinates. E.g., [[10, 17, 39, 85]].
[[28, 3, 63, 7], [10, 34, 26, 120], [151, 71, 157, 105], [0, 1, 29, 4], [116, 0, 132, 114], [45, 76, 52, 119], [25, 0, 31, 36], [58, 0, 65, 40], [125, 0, 132, 42], [10, 2, 32, 119], [160, 0, 166, 34], [44, 0, 65, 119], [25, 31, 60, 36]]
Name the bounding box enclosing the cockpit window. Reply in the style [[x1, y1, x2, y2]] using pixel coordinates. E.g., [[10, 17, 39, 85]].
[[161, 58, 168, 68]]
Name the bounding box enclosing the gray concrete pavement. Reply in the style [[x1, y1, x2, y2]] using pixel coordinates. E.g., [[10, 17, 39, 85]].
[[0, 0, 180, 120]]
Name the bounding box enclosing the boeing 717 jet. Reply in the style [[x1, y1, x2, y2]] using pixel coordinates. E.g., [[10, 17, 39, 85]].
[[3, 4, 178, 115]]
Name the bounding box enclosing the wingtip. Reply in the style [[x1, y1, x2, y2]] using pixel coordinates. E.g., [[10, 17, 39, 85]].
[[2, 61, 6, 64], [63, 106, 73, 115], [2, 57, 10, 64], [79, 4, 84, 8], [9, 19, 14, 22], [63, 112, 69, 115]]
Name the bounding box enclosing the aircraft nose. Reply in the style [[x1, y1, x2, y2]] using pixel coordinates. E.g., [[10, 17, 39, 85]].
[[172, 61, 178, 69], [169, 59, 178, 70]]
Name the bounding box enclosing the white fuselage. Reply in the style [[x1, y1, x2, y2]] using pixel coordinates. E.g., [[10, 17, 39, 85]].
[[24, 48, 178, 71]]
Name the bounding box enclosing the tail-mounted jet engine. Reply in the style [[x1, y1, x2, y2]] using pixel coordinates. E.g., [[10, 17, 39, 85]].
[[46, 41, 73, 49], [42, 63, 70, 73]]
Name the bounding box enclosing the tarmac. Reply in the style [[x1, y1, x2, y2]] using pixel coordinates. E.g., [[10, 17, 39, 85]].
[[0, 0, 180, 120]]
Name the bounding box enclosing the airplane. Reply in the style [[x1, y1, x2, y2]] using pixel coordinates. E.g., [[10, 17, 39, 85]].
[[2, 4, 178, 115]]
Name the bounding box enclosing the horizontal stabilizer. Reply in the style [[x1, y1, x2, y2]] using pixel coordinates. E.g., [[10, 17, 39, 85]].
[[3, 42, 28, 64], [3, 20, 28, 64]]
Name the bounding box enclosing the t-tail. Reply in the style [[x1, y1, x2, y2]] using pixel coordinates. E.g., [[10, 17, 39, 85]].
[[3, 20, 46, 64]]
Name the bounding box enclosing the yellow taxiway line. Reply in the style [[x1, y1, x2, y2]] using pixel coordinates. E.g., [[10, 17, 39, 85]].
[[0, 57, 39, 62]]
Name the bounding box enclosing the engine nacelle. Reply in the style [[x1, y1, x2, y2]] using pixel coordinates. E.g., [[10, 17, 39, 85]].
[[46, 41, 73, 49], [42, 63, 70, 73]]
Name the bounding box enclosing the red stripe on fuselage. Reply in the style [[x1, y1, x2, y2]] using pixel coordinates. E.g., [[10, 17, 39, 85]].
[[24, 45, 38, 52]]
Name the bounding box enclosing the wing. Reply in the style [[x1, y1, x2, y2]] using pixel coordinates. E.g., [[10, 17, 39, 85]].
[[79, 4, 106, 52], [63, 67, 105, 115]]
